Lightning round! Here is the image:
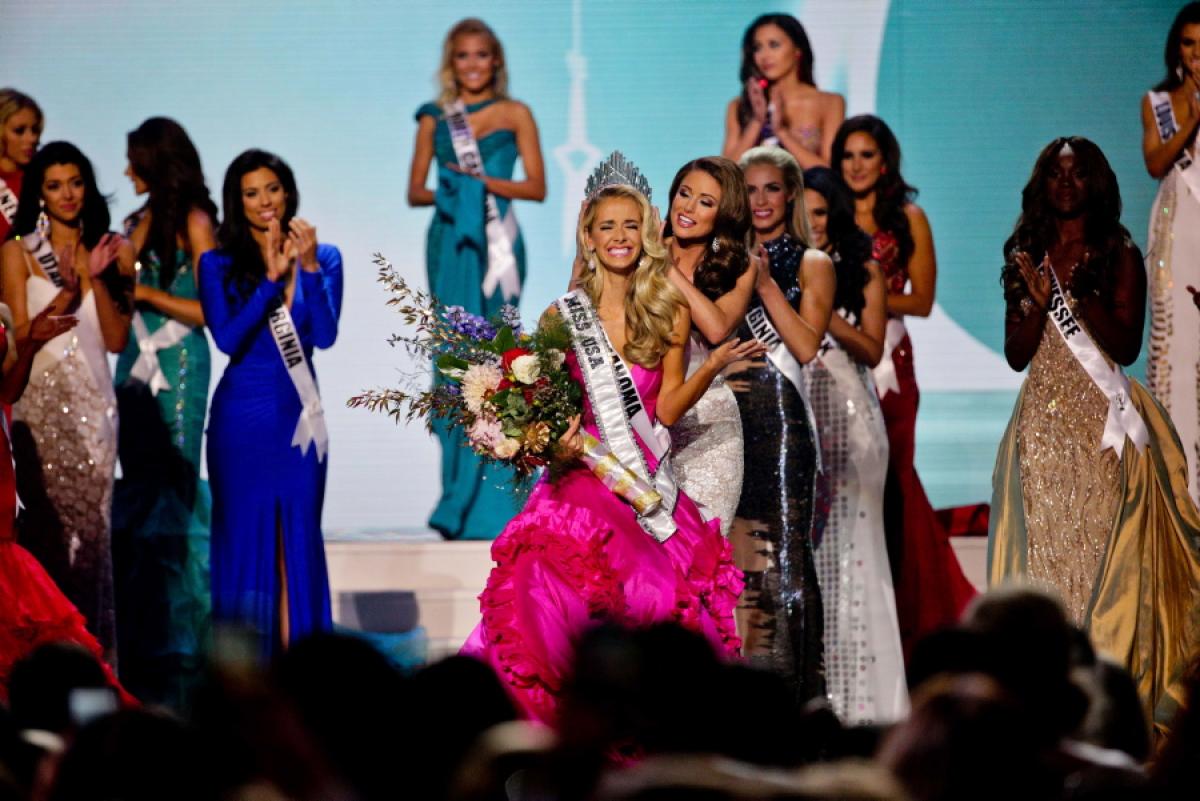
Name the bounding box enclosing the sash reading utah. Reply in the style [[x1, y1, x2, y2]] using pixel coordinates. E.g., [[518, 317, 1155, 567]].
[[0, 176, 17, 227], [18, 232, 65, 288], [1150, 90, 1200, 198], [268, 299, 328, 462], [556, 290, 679, 542], [443, 99, 521, 300], [1046, 267, 1148, 456]]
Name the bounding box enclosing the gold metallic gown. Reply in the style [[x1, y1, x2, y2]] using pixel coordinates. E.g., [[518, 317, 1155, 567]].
[[991, 314, 1200, 736]]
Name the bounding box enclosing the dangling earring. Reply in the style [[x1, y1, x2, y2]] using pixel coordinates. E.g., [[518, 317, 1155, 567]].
[[711, 238, 721, 254], [1177, 64, 1185, 81], [588, 251, 597, 272], [880, 165, 889, 176], [36, 199, 50, 239], [638, 254, 649, 270]]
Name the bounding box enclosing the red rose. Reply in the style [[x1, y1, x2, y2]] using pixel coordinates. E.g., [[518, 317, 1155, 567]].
[[501, 347, 531, 370]]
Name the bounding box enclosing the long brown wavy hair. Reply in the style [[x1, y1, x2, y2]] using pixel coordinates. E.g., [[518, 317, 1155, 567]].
[[661, 156, 751, 302]]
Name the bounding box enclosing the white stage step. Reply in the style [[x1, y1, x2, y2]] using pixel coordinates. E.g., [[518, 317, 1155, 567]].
[[326, 535, 989, 656]]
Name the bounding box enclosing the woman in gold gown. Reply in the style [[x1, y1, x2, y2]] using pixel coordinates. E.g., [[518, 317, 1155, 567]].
[[990, 137, 1200, 737]]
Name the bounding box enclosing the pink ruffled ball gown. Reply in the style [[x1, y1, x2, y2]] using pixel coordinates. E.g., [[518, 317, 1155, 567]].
[[461, 353, 743, 724]]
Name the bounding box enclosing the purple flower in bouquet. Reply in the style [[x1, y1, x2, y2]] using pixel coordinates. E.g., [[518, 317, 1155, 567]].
[[443, 306, 496, 340]]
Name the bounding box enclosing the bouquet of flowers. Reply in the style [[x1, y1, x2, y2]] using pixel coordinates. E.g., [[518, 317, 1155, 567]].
[[349, 255, 664, 514]]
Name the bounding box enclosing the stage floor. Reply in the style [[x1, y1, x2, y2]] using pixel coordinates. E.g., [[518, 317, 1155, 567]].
[[325, 531, 988, 658]]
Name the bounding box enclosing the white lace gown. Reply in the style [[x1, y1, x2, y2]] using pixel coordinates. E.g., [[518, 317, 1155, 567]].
[[804, 334, 907, 724], [669, 331, 744, 537], [1145, 90, 1200, 506]]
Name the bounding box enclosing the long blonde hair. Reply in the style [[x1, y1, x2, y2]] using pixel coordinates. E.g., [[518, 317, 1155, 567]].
[[0, 88, 43, 132], [577, 185, 683, 368], [437, 19, 510, 105], [738, 145, 813, 245]]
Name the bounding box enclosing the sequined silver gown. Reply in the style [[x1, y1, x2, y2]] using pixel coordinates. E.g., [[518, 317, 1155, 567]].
[[805, 314, 907, 724], [670, 331, 744, 537], [728, 234, 825, 706], [13, 268, 118, 660]]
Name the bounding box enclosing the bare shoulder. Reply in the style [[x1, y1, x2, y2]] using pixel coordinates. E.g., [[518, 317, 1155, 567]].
[[820, 90, 846, 109], [903, 202, 930, 227], [501, 98, 535, 124], [802, 247, 834, 270]]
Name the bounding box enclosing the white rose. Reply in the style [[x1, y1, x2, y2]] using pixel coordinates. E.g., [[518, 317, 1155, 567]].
[[492, 437, 522, 459], [511, 354, 541, 384], [544, 348, 566, 370]]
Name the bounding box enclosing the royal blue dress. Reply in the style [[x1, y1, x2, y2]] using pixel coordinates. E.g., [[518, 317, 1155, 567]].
[[198, 245, 343, 657], [416, 99, 527, 540]]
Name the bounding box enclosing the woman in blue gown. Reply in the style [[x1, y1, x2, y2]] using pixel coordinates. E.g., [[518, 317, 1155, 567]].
[[199, 149, 342, 657], [407, 17, 546, 540]]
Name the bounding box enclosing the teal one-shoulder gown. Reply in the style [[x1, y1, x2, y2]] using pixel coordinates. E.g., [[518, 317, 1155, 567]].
[[416, 99, 527, 540]]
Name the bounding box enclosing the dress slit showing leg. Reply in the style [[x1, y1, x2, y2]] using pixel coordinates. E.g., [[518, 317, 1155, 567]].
[[275, 508, 290, 650]]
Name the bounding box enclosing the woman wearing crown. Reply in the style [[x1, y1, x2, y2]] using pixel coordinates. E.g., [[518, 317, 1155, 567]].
[[461, 156, 760, 724]]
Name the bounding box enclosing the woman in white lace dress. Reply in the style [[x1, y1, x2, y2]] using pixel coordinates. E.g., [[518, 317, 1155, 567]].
[[662, 156, 757, 537]]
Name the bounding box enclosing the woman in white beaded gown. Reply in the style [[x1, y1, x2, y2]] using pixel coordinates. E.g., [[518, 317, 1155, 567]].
[[799, 163, 906, 723], [1142, 2, 1200, 505], [0, 142, 135, 661], [661, 156, 757, 536]]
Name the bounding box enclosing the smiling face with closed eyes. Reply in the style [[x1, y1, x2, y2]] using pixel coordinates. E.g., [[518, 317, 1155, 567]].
[[586, 195, 644, 273]]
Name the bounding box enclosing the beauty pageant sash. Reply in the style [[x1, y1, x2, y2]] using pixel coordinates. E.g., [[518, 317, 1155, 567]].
[[268, 298, 328, 462], [0, 176, 17, 226], [745, 299, 823, 473], [1046, 266, 1148, 456], [557, 290, 679, 542], [1150, 90, 1200, 198], [871, 318, 907, 398], [443, 99, 521, 301], [129, 313, 191, 395], [19, 231, 65, 288]]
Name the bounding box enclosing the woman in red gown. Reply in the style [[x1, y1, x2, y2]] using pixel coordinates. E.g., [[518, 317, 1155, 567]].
[[831, 115, 975, 658], [0, 302, 130, 703]]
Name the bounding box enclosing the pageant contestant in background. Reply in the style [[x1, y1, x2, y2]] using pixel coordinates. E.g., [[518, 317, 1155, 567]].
[[991, 137, 1200, 735], [408, 17, 547, 541], [722, 14, 845, 167], [1, 142, 135, 661], [0, 301, 131, 703], [831, 115, 974, 659], [727, 146, 832, 704], [112, 117, 217, 707], [199, 149, 342, 658], [463, 175, 752, 724], [1143, 2, 1200, 506], [0, 90, 42, 242], [801, 164, 906, 723], [661, 157, 755, 537]]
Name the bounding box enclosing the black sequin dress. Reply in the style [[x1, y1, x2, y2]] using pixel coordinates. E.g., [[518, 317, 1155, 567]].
[[729, 233, 826, 705]]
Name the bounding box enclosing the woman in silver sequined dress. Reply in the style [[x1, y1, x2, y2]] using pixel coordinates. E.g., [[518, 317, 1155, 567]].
[[801, 165, 906, 724], [0, 142, 135, 661], [725, 146, 833, 705], [662, 157, 757, 537]]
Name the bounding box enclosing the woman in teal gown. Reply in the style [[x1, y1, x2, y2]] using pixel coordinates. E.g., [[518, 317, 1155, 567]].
[[112, 117, 218, 708], [407, 17, 546, 540]]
